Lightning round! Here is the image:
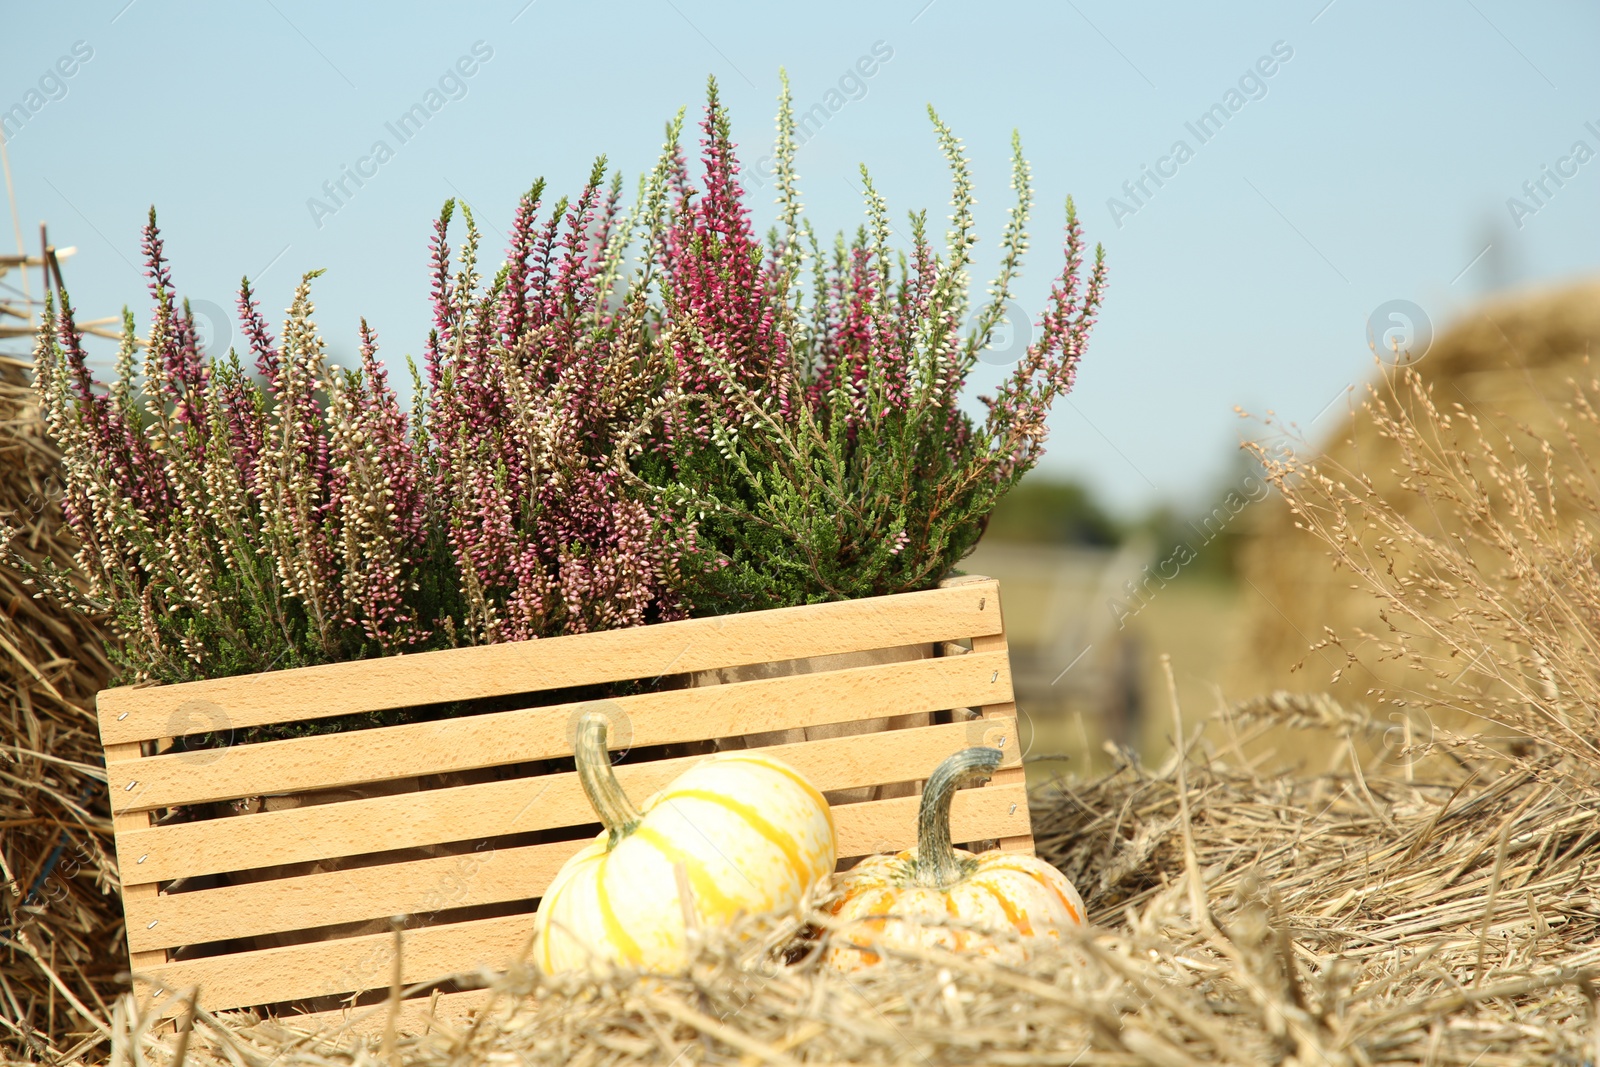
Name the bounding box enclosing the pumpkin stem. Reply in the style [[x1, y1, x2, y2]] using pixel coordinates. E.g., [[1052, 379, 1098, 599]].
[[914, 746, 1004, 889], [575, 713, 644, 849]]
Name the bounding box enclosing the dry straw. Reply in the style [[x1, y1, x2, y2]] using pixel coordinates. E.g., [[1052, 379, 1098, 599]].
[[12, 352, 1600, 1063], [0, 350, 120, 1061], [1231, 280, 1600, 725], [98, 695, 1600, 1066]]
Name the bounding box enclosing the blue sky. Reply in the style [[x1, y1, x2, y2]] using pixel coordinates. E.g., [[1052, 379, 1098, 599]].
[[4, 1, 1598, 515]]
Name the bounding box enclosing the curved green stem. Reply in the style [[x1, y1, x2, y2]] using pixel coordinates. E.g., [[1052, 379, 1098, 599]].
[[913, 747, 1004, 889], [575, 713, 643, 849]]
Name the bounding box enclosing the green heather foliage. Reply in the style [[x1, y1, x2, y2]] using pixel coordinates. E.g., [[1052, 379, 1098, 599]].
[[636, 80, 1106, 612], [25, 76, 1105, 686]]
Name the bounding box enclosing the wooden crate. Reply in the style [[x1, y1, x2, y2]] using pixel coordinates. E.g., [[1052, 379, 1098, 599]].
[[99, 575, 1030, 1030]]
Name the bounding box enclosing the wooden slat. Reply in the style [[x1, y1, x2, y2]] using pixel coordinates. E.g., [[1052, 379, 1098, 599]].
[[972, 592, 1034, 854], [117, 715, 1020, 885], [124, 719, 1020, 951], [107, 741, 169, 984], [259, 988, 497, 1037], [137, 783, 1029, 1013], [108, 651, 1013, 814], [128, 841, 576, 954], [139, 914, 534, 1014], [848, 780, 1031, 858], [98, 581, 1001, 745]]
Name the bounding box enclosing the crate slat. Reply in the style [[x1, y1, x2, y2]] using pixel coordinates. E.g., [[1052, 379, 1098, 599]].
[[108, 651, 1012, 814], [135, 783, 1029, 1012], [124, 719, 1020, 952], [116, 713, 1020, 885], [98, 581, 1000, 745], [127, 841, 574, 955], [107, 742, 170, 979], [260, 988, 498, 1037], [137, 914, 533, 1016], [970, 626, 1032, 853]]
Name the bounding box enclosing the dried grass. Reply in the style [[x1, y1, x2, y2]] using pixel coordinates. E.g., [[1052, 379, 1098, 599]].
[[13, 329, 1600, 1063], [1231, 280, 1600, 722], [0, 351, 121, 1061], [93, 700, 1600, 1067], [1247, 357, 1600, 775]]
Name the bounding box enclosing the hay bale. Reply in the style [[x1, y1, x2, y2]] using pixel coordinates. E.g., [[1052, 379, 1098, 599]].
[[0, 350, 122, 1059], [1229, 280, 1600, 727]]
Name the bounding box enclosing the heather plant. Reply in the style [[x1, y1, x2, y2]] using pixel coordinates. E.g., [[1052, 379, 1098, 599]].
[[630, 78, 1107, 611], [31, 216, 447, 683], [420, 161, 692, 643], [28, 77, 1106, 686], [30, 190, 688, 683]]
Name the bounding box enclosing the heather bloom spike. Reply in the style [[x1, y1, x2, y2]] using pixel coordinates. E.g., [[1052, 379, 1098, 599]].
[[424, 170, 689, 644], [325, 321, 428, 650], [140, 211, 209, 434], [657, 79, 794, 426]]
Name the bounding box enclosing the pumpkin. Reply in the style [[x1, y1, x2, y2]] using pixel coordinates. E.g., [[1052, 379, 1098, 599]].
[[826, 746, 1084, 968], [534, 712, 837, 974]]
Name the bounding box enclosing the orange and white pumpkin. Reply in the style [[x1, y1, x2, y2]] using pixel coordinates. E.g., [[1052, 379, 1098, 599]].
[[534, 713, 837, 974], [827, 746, 1084, 968]]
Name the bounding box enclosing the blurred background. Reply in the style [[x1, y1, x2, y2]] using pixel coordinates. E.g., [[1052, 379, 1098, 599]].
[[5, 1, 1598, 778]]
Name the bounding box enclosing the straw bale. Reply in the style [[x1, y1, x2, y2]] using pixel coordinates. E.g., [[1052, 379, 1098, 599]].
[[0, 351, 122, 1061], [1231, 280, 1600, 723]]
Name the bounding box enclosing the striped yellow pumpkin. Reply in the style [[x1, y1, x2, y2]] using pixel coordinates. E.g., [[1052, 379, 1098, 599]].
[[827, 747, 1084, 968], [534, 713, 837, 974]]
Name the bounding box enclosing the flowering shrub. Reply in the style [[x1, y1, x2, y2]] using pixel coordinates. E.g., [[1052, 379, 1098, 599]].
[[421, 162, 692, 644], [29, 77, 1104, 685], [639, 81, 1106, 611], [34, 198, 690, 684]]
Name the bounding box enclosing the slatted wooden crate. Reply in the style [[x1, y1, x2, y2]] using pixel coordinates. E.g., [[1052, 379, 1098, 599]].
[[99, 575, 1032, 1031]]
